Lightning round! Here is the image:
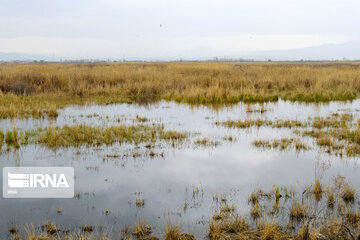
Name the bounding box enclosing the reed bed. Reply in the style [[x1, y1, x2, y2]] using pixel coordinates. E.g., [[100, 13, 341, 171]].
[[1, 62, 360, 118], [209, 176, 360, 240], [252, 138, 309, 151], [0, 124, 187, 150], [221, 112, 360, 156], [217, 119, 308, 129]]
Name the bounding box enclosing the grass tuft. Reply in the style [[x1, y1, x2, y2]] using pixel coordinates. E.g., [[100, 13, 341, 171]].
[[313, 179, 323, 201], [164, 223, 196, 240], [133, 219, 152, 237]]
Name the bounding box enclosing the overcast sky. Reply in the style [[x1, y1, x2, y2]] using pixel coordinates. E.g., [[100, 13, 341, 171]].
[[0, 0, 359, 59]]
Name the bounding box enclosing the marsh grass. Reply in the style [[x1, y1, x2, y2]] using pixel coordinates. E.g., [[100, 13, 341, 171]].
[[133, 219, 152, 237], [12, 178, 360, 240], [164, 223, 196, 240], [208, 216, 250, 240], [247, 176, 360, 239], [248, 189, 263, 205], [222, 136, 234, 142], [250, 203, 261, 219], [218, 119, 308, 129], [245, 105, 267, 114], [299, 113, 360, 156], [15, 124, 187, 149], [220, 204, 237, 215], [136, 115, 148, 122], [346, 209, 360, 225], [212, 214, 225, 221], [295, 140, 309, 151], [20, 222, 110, 240], [0, 123, 188, 151], [81, 225, 94, 233], [289, 201, 308, 221], [42, 221, 59, 235], [346, 144, 360, 156], [216, 119, 268, 128], [136, 198, 145, 207], [9, 225, 18, 235], [1, 62, 360, 117], [252, 138, 308, 152], [208, 216, 291, 240], [313, 180, 323, 202], [252, 140, 272, 148], [5, 129, 20, 148], [194, 138, 220, 147], [0, 94, 61, 119], [57, 208, 62, 214], [326, 188, 336, 209], [341, 185, 355, 204], [222, 111, 360, 156]]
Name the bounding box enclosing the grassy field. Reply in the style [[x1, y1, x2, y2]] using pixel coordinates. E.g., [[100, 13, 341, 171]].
[[1, 62, 360, 118]]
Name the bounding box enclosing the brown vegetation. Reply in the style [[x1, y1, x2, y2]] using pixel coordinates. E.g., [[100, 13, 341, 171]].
[[1, 62, 360, 118]]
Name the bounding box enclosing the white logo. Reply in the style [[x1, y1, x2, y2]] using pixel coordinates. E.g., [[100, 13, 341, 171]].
[[3, 167, 74, 198], [8, 173, 69, 188]]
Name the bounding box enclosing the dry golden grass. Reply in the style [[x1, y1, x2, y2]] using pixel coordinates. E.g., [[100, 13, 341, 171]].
[[341, 185, 355, 203], [313, 179, 323, 202], [208, 217, 291, 240], [164, 223, 196, 240], [1, 62, 360, 117], [208, 217, 250, 240], [135, 198, 145, 207], [133, 218, 152, 237], [252, 138, 308, 152], [289, 200, 308, 221], [20, 222, 109, 240]]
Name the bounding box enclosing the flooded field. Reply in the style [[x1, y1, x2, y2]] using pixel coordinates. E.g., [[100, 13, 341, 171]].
[[1, 99, 360, 239]]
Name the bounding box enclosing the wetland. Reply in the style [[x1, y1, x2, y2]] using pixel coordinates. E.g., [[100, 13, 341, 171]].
[[1, 62, 360, 239]]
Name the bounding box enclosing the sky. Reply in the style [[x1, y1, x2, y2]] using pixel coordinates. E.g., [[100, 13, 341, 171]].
[[0, 0, 359, 59]]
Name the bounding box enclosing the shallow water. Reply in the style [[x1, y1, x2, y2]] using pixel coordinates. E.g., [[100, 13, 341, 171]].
[[1, 99, 360, 238]]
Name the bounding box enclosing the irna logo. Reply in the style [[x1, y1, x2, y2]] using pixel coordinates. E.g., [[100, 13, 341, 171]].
[[8, 172, 69, 188], [3, 167, 74, 198]]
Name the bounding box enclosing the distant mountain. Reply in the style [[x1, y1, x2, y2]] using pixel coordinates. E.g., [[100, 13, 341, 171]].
[[0, 52, 51, 62], [1, 41, 359, 62], [242, 41, 360, 61]]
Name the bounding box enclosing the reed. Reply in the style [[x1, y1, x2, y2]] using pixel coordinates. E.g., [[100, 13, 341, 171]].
[[136, 198, 145, 207], [5, 129, 20, 148], [1, 62, 360, 118], [313, 179, 323, 201], [289, 201, 308, 221], [164, 223, 196, 240], [133, 218, 152, 237], [31, 124, 187, 149], [194, 138, 220, 147]]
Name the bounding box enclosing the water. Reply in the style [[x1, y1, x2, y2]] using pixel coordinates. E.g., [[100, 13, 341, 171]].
[[1, 99, 360, 239]]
